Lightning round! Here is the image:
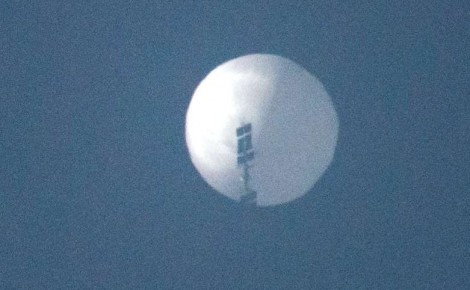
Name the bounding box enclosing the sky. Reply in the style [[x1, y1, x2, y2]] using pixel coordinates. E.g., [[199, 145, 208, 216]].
[[1, 0, 469, 288]]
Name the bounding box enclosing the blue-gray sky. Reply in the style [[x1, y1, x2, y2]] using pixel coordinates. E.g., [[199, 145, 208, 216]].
[[1, 1, 468, 288]]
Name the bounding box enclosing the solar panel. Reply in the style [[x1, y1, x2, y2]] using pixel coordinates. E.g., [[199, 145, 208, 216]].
[[237, 151, 254, 165], [236, 123, 254, 166], [236, 122, 256, 204], [236, 123, 252, 137], [237, 135, 253, 154]]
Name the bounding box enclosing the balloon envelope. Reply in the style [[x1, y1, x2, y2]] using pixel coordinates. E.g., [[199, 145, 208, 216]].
[[186, 54, 339, 206]]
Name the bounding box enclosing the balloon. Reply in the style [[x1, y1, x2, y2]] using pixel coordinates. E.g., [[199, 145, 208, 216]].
[[185, 54, 339, 206]]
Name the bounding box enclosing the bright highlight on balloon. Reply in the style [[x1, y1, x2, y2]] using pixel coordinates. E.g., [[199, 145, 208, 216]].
[[186, 54, 339, 207]]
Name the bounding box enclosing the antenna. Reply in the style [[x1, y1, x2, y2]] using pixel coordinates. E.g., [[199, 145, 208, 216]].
[[236, 123, 257, 205]]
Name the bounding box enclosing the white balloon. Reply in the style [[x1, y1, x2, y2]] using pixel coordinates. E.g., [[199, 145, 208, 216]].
[[186, 54, 339, 206]]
